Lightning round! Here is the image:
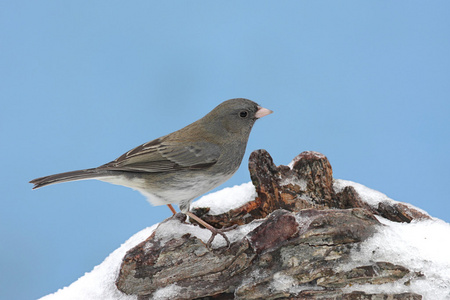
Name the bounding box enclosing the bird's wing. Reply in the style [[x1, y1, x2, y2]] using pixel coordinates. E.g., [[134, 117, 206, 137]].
[[99, 138, 221, 173]]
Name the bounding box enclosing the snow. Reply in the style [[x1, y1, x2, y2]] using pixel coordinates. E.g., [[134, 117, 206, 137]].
[[334, 178, 395, 207], [40, 225, 157, 300], [150, 216, 263, 249], [40, 180, 450, 299], [270, 273, 323, 294], [280, 176, 307, 191], [286, 151, 327, 169], [342, 217, 450, 299], [152, 284, 183, 300], [333, 179, 429, 215], [191, 182, 257, 215]]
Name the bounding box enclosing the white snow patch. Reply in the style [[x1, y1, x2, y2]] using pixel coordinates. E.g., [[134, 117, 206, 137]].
[[287, 151, 326, 169], [280, 176, 307, 191], [191, 182, 256, 215], [40, 225, 157, 300], [271, 273, 296, 291], [152, 284, 182, 300], [287, 157, 301, 169], [333, 179, 395, 207], [227, 219, 264, 242], [153, 217, 264, 249], [333, 179, 428, 216], [294, 213, 314, 235], [152, 219, 213, 246], [270, 273, 323, 294], [341, 216, 450, 299]]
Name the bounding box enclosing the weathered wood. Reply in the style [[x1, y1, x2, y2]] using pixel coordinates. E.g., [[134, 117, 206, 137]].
[[192, 150, 428, 228], [116, 150, 427, 299], [116, 208, 423, 299]]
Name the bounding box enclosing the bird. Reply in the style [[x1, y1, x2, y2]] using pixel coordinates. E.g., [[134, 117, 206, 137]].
[[30, 98, 272, 248]]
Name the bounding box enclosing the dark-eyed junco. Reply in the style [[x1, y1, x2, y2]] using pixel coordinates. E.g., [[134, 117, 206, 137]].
[[30, 98, 272, 247]]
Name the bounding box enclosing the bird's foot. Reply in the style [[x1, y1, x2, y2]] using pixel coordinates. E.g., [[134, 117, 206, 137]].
[[205, 224, 238, 249], [185, 211, 238, 249]]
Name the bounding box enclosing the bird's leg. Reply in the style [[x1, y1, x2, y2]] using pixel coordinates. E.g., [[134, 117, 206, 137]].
[[185, 211, 237, 249], [167, 204, 177, 215]]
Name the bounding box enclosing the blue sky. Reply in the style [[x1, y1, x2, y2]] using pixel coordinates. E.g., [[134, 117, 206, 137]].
[[1, 1, 449, 299]]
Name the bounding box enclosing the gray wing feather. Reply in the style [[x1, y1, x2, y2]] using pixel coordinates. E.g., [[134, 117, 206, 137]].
[[99, 138, 220, 172], [158, 141, 220, 166]]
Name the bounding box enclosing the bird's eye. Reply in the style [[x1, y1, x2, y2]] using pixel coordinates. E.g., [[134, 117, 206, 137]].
[[239, 111, 248, 118]]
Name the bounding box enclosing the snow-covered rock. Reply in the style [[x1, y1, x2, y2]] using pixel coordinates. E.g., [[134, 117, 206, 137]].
[[40, 150, 450, 300]]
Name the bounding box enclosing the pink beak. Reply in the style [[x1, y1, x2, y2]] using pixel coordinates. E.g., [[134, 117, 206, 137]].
[[255, 106, 273, 119]]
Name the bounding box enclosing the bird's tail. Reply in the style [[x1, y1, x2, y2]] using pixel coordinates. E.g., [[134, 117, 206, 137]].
[[30, 168, 107, 189]]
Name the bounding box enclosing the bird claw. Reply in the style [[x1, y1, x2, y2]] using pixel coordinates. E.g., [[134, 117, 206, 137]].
[[206, 224, 238, 249], [184, 211, 238, 250]]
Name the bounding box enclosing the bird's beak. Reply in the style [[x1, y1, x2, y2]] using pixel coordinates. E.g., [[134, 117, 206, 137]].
[[255, 106, 273, 119]]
